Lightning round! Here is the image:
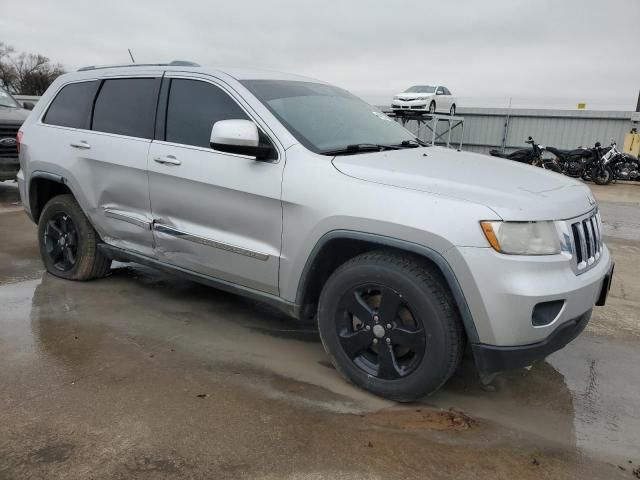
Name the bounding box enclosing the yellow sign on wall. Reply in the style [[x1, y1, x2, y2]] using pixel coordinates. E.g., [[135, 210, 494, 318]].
[[577, 103, 587, 110], [624, 132, 640, 156]]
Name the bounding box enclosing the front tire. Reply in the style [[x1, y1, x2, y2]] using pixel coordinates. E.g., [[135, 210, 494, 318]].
[[38, 194, 111, 280], [428, 102, 436, 114], [317, 250, 464, 402]]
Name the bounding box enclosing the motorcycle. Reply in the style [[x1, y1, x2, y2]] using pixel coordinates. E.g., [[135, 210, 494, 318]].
[[546, 142, 611, 185], [602, 140, 640, 183], [490, 137, 561, 172]]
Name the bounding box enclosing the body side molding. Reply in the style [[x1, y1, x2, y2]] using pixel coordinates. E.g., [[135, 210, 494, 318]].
[[104, 209, 152, 230], [153, 223, 270, 261]]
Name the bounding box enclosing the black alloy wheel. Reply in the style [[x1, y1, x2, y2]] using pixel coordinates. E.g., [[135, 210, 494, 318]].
[[335, 284, 426, 380], [44, 213, 78, 271]]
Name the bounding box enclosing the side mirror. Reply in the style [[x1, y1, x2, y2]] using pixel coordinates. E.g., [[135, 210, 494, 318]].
[[436, 91, 443, 95], [22, 101, 35, 110], [210, 119, 273, 160]]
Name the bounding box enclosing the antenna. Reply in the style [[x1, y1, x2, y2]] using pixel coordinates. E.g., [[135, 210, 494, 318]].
[[128, 49, 136, 64]]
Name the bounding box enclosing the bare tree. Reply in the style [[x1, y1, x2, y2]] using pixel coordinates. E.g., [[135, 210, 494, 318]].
[[0, 42, 65, 95]]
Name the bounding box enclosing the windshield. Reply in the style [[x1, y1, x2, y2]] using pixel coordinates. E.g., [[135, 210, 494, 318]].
[[0, 86, 20, 108], [405, 86, 436, 93], [241, 80, 417, 155]]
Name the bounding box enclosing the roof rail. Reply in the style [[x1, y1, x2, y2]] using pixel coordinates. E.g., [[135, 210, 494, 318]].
[[77, 60, 200, 72], [168, 60, 200, 67]]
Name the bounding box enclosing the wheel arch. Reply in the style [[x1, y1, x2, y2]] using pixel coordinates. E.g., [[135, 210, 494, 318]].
[[28, 171, 74, 223], [294, 230, 479, 343]]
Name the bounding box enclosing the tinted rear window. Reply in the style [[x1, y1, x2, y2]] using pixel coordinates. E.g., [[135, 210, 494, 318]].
[[43, 81, 99, 129], [165, 79, 248, 148], [92, 78, 160, 138]]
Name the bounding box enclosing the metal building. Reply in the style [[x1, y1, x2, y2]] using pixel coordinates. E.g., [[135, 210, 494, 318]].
[[392, 107, 636, 156]]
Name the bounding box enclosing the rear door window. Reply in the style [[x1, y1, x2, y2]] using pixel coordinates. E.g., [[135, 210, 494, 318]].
[[164, 79, 249, 148], [43, 81, 99, 129], [92, 78, 160, 138]]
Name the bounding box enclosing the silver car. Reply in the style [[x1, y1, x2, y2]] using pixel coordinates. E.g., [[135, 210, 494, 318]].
[[17, 62, 614, 401]]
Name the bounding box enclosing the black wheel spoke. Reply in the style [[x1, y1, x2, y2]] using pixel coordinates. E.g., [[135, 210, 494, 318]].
[[49, 243, 63, 261], [377, 287, 402, 324], [344, 291, 374, 323], [67, 232, 77, 247], [47, 221, 62, 240], [339, 329, 373, 359], [377, 343, 401, 379], [390, 327, 425, 349], [64, 246, 76, 266]]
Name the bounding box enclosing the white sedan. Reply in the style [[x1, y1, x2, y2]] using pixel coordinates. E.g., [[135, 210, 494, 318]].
[[391, 85, 457, 116]]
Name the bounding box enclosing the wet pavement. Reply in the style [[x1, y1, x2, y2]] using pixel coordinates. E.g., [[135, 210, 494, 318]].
[[1, 179, 639, 479]]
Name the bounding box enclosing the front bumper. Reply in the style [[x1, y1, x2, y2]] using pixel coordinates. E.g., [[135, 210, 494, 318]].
[[472, 310, 591, 374], [391, 100, 429, 111], [444, 244, 613, 373], [0, 155, 19, 181]]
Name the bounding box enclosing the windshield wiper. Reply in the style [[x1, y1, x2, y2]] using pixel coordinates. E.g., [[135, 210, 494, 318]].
[[395, 139, 428, 148], [321, 143, 404, 156]]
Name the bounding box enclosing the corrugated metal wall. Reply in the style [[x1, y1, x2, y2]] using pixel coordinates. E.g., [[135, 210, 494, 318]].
[[390, 107, 636, 156]]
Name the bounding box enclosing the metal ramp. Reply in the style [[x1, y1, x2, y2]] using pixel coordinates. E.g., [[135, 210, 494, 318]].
[[385, 111, 465, 150]]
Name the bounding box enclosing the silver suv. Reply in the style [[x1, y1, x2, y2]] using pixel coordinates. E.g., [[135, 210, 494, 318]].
[[17, 63, 614, 401]]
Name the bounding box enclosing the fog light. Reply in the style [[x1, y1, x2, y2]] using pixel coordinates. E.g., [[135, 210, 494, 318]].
[[532, 300, 564, 326]]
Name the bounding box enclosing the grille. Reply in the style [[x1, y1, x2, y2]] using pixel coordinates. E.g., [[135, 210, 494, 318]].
[[570, 210, 602, 272], [0, 124, 20, 158]]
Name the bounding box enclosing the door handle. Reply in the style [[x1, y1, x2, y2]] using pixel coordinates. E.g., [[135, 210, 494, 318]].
[[153, 155, 181, 166], [70, 141, 91, 150]]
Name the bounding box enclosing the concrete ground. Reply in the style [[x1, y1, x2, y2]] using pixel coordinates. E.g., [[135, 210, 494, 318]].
[[1, 179, 639, 480]]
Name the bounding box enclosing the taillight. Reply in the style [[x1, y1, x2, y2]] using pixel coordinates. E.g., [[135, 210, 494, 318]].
[[16, 130, 23, 153]]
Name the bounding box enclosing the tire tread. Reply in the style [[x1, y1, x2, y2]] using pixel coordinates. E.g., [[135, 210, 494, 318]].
[[318, 249, 464, 401]]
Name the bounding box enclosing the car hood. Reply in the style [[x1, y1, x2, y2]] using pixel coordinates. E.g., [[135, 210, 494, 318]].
[[395, 92, 434, 99], [332, 147, 595, 221], [0, 107, 30, 123]]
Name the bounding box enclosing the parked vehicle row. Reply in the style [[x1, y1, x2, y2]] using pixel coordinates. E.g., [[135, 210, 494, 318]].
[[491, 137, 640, 186]]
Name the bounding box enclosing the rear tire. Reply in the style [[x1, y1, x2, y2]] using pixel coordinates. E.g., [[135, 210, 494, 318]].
[[593, 166, 613, 185], [317, 250, 464, 402], [449, 104, 456, 116], [38, 194, 111, 281]]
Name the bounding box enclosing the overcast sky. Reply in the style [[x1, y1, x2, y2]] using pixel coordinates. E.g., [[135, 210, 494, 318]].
[[2, 0, 639, 109]]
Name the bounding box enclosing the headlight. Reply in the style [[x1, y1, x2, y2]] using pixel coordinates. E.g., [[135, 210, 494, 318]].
[[480, 221, 561, 255], [393, 95, 400, 100], [417, 96, 427, 100]]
